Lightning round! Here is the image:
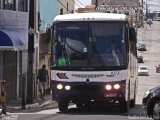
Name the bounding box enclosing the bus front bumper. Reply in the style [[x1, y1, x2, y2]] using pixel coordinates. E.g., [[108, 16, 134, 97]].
[[52, 81, 126, 103]]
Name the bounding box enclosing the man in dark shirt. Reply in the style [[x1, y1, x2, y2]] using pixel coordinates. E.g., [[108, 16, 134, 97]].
[[37, 64, 49, 100]]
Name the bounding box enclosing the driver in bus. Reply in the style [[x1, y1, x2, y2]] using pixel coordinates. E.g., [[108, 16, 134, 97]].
[[104, 40, 120, 66]]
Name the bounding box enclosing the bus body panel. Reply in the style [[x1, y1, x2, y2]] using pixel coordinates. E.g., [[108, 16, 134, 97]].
[[51, 70, 128, 82]]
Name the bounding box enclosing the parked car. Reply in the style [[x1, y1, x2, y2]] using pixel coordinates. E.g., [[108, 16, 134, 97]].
[[137, 44, 147, 51], [146, 19, 153, 24], [142, 86, 160, 120], [137, 56, 144, 63], [138, 65, 149, 76], [155, 65, 160, 73]]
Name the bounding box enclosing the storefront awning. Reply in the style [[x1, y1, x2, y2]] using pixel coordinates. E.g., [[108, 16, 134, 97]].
[[0, 29, 28, 51]]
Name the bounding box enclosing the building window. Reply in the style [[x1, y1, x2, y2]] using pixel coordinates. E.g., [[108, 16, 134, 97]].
[[60, 8, 63, 15], [0, 0, 1, 9], [3, 0, 16, 10], [124, 11, 129, 15], [113, 10, 117, 13], [135, 9, 138, 13], [18, 0, 28, 12]]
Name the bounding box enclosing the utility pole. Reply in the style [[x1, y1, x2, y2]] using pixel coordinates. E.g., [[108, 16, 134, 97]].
[[95, 0, 98, 8], [27, 0, 35, 104], [146, 0, 148, 19], [142, 0, 143, 8]]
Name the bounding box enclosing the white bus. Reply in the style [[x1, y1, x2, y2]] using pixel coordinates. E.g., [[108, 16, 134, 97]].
[[51, 12, 137, 112]]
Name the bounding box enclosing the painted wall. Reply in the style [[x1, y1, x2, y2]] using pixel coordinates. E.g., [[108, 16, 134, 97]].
[[39, 0, 58, 32]]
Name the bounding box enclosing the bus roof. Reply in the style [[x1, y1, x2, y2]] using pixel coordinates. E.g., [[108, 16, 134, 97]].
[[53, 12, 127, 22]]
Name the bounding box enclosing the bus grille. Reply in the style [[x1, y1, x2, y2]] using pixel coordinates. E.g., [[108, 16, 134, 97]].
[[73, 85, 103, 91], [71, 74, 104, 78]]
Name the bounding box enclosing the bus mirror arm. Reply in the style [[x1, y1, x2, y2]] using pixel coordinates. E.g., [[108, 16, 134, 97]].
[[129, 27, 137, 42]]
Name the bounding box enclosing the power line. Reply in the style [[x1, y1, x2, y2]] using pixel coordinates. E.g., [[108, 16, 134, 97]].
[[76, 0, 85, 7], [57, 0, 72, 13], [71, 0, 83, 8]]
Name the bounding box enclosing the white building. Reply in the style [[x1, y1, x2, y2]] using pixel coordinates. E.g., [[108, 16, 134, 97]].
[[92, 0, 141, 22], [0, 0, 38, 101]]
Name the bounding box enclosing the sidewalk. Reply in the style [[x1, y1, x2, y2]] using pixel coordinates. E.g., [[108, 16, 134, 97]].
[[1, 94, 58, 113]]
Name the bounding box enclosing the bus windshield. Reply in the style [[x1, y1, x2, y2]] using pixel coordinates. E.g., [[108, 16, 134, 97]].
[[52, 22, 127, 70]]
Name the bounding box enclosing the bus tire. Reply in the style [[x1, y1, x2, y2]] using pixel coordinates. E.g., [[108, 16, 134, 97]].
[[130, 81, 136, 108], [120, 100, 129, 113], [58, 100, 68, 112], [130, 99, 135, 108]]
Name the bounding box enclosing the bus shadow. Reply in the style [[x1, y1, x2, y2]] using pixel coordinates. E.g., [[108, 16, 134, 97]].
[[58, 104, 145, 117], [58, 104, 128, 116]]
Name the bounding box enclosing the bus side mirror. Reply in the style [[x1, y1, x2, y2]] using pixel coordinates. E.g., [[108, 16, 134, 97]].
[[129, 27, 137, 42], [46, 26, 52, 43]]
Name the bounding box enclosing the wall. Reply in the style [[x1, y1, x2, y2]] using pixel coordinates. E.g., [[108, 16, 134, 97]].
[[0, 10, 28, 30]]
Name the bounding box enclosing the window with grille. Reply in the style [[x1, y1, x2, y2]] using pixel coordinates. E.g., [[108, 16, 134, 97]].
[[3, 0, 16, 10], [18, 0, 28, 12]]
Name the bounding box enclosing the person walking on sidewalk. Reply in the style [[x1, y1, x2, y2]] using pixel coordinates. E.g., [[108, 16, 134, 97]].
[[37, 64, 49, 100]]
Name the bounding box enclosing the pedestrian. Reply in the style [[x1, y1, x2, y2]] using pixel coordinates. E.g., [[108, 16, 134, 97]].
[[37, 64, 49, 100]]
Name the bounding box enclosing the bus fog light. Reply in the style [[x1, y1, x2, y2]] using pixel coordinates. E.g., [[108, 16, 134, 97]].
[[114, 84, 120, 89], [105, 85, 112, 90], [65, 85, 71, 90], [57, 84, 63, 90]]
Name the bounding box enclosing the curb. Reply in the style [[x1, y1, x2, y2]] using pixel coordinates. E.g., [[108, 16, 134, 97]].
[[39, 100, 55, 107], [6, 100, 55, 111], [7, 103, 39, 110]]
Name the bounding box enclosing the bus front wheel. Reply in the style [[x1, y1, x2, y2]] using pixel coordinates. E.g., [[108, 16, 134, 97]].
[[58, 100, 68, 112], [120, 100, 129, 113]]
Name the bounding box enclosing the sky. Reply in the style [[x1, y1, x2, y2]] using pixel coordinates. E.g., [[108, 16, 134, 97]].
[[75, 0, 92, 9]]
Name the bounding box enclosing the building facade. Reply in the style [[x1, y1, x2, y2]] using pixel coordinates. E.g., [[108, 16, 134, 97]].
[[0, 0, 39, 101], [92, 0, 141, 23], [0, 0, 29, 101], [57, 0, 75, 15]]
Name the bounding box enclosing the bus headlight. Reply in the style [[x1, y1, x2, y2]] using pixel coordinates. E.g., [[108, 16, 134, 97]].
[[114, 84, 120, 89], [105, 85, 112, 90], [57, 84, 63, 90], [65, 85, 71, 90]]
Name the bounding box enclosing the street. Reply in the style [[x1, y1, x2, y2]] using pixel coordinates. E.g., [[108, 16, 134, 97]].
[[2, 21, 160, 120]]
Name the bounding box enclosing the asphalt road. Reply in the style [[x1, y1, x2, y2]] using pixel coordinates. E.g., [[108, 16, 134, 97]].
[[4, 21, 160, 120]]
